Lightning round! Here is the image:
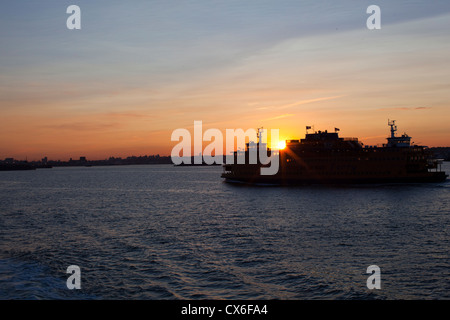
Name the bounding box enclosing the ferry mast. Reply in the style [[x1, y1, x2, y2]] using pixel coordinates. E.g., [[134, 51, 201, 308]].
[[388, 119, 397, 138]]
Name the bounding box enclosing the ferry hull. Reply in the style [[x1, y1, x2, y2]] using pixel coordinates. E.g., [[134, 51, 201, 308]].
[[221, 171, 448, 186]]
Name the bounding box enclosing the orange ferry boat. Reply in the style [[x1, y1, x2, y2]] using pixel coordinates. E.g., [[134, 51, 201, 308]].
[[222, 121, 448, 185]]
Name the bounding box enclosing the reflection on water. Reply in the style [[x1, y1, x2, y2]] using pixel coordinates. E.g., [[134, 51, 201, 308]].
[[0, 164, 449, 299]]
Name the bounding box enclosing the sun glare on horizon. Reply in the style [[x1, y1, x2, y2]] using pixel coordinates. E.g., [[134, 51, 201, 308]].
[[277, 140, 286, 150]]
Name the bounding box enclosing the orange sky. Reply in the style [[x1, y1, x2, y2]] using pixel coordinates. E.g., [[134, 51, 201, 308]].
[[1, 3, 449, 161]]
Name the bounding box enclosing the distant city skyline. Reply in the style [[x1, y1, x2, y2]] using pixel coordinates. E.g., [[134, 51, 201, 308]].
[[1, 1, 450, 161]]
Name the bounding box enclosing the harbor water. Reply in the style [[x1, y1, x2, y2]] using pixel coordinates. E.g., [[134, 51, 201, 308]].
[[0, 164, 449, 299]]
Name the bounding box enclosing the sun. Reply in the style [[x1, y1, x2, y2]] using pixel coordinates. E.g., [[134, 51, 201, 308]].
[[277, 140, 286, 150]]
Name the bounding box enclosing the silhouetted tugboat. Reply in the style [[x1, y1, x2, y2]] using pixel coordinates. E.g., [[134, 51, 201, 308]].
[[222, 120, 448, 185]]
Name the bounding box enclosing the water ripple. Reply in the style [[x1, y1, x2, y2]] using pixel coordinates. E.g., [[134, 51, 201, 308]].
[[1, 164, 449, 299]]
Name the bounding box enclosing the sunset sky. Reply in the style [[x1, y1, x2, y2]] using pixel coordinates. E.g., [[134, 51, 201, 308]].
[[1, 0, 450, 160]]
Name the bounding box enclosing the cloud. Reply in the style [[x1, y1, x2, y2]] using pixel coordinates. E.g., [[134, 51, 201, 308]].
[[265, 113, 295, 120], [377, 106, 432, 111], [42, 122, 120, 132], [263, 95, 346, 111], [103, 112, 152, 119]]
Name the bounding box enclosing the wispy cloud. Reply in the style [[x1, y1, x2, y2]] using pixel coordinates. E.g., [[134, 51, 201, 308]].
[[258, 95, 346, 111], [102, 112, 152, 119], [42, 122, 120, 132], [265, 113, 295, 120], [377, 106, 432, 111]]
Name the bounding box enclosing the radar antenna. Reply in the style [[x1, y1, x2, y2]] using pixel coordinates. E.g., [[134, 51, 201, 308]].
[[388, 119, 397, 138]]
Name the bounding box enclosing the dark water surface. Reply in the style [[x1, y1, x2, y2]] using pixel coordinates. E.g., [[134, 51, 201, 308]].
[[1, 164, 449, 299]]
